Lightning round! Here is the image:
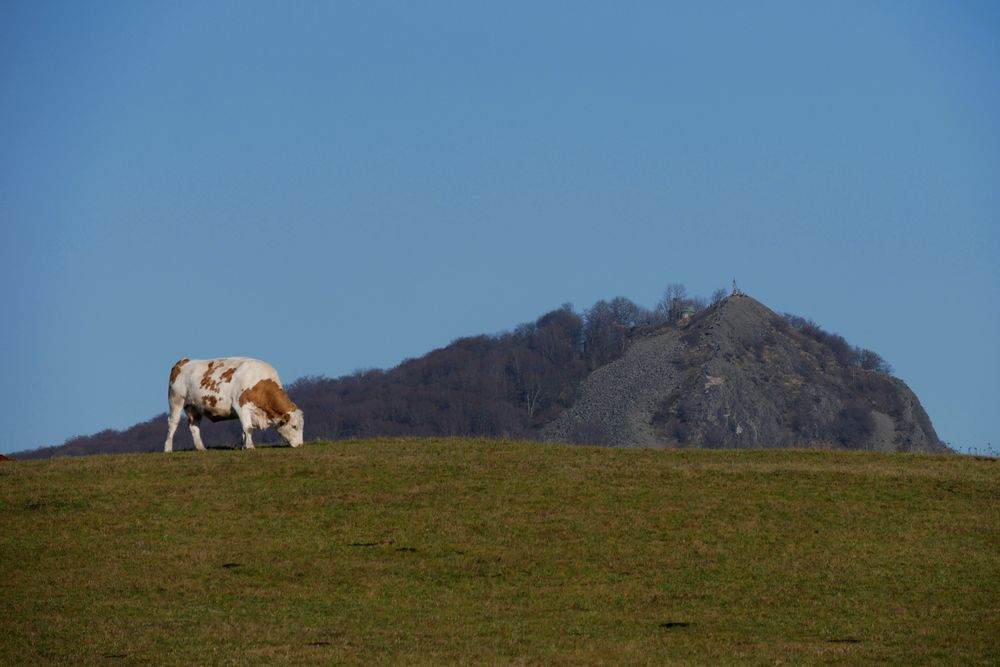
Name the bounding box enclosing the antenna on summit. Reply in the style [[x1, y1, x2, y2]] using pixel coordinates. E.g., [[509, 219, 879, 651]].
[[731, 278, 745, 297]]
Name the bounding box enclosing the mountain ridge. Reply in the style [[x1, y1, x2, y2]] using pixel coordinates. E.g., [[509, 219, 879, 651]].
[[13, 292, 949, 458]]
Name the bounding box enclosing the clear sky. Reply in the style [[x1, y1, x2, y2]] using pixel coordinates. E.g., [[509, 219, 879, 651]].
[[1, 1, 997, 455]]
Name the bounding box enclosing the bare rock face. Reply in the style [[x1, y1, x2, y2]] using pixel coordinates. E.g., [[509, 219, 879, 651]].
[[541, 335, 685, 447], [543, 295, 948, 452]]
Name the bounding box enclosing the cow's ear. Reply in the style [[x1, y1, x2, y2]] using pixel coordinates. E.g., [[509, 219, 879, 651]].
[[281, 413, 291, 424]]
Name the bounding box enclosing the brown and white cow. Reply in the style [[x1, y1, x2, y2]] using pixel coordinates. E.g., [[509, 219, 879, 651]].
[[165, 357, 304, 452]]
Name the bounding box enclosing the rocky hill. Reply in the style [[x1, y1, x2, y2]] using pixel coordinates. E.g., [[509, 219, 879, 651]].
[[14, 292, 948, 457], [544, 295, 946, 452]]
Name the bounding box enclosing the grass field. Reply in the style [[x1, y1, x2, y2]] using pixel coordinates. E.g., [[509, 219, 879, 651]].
[[1, 439, 998, 665]]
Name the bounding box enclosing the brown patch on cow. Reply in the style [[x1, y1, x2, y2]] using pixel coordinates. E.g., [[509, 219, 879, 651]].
[[200, 361, 232, 393], [202, 395, 219, 408], [200, 361, 216, 390], [169, 358, 190, 385], [239, 379, 297, 420]]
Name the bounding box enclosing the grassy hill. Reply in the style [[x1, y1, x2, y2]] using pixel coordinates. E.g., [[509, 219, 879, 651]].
[[2, 440, 997, 665]]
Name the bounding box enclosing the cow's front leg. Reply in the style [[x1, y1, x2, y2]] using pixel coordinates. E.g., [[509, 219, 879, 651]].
[[234, 406, 256, 450]]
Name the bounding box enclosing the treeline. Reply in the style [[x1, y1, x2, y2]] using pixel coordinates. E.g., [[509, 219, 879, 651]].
[[778, 313, 893, 374], [291, 284, 741, 442], [294, 303, 613, 441]]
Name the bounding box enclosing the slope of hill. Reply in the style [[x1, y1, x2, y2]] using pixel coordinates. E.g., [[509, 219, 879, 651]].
[[2, 440, 996, 665], [545, 295, 947, 452], [14, 293, 947, 458]]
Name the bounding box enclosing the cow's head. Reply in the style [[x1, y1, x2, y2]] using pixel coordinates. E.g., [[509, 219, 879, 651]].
[[277, 408, 305, 447]]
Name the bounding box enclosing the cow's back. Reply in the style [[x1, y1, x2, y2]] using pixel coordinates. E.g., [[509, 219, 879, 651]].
[[169, 357, 282, 407], [226, 357, 281, 387]]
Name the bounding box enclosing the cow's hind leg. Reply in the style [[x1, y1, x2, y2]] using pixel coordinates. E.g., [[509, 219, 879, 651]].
[[165, 394, 185, 453], [187, 410, 207, 451]]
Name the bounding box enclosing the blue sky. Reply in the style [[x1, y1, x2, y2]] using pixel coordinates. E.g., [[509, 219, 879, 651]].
[[1, 1, 997, 454]]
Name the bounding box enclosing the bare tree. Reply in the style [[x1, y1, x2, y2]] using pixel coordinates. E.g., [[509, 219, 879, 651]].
[[654, 284, 679, 324], [857, 348, 893, 374], [655, 283, 688, 324]]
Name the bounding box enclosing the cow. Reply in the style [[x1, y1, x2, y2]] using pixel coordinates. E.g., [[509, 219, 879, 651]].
[[165, 357, 304, 452]]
